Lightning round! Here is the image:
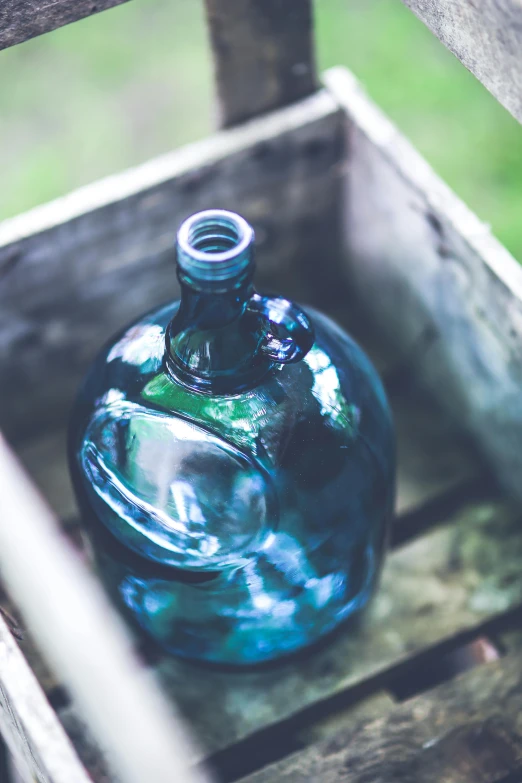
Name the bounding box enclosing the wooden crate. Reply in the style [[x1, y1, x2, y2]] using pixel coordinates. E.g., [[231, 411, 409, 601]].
[[1, 2, 522, 782]]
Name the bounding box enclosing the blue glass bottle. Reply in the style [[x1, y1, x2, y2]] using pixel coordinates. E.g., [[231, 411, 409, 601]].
[[69, 209, 395, 665]]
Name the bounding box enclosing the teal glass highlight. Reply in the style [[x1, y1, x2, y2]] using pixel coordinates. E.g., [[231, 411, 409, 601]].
[[69, 209, 395, 665]]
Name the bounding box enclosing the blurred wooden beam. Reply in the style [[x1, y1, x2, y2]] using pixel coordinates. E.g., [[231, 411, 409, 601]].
[[204, 0, 317, 127], [0, 434, 210, 783], [0, 1, 130, 51], [402, 0, 522, 124]]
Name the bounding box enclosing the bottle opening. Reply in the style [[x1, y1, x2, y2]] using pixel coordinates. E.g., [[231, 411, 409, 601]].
[[177, 209, 254, 282]]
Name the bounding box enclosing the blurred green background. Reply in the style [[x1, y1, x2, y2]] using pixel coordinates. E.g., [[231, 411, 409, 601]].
[[1, 0, 521, 258]]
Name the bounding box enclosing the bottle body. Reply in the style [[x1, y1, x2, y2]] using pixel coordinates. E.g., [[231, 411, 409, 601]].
[[70, 209, 395, 665], [70, 301, 394, 664]]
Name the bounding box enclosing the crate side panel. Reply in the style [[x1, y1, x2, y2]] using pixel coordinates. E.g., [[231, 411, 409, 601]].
[[325, 67, 522, 502]]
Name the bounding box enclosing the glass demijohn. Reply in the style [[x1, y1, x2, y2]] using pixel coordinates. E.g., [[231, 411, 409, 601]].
[[69, 209, 395, 665]]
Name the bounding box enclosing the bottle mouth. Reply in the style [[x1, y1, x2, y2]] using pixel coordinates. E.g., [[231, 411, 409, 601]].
[[176, 209, 254, 283]]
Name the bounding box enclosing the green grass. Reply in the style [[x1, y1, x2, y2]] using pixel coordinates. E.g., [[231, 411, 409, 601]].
[[1, 0, 521, 258]]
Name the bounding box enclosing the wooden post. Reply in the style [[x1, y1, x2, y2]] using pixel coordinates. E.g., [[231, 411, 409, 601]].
[[204, 0, 317, 127]]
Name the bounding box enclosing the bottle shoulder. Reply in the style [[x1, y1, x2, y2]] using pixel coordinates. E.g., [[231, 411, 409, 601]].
[[77, 302, 387, 413]]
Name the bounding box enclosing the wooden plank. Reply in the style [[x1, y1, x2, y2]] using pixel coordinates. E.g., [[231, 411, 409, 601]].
[[0, 90, 343, 445], [0, 1, 129, 51], [0, 435, 209, 783], [324, 66, 522, 503], [242, 641, 522, 782], [401, 0, 522, 124], [0, 612, 91, 783], [204, 0, 316, 127]]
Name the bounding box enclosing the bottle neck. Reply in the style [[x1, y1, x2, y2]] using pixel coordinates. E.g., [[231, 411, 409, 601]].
[[163, 209, 314, 394], [165, 267, 271, 395]]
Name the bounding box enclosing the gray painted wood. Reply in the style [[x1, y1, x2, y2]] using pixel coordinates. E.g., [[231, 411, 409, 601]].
[[325, 66, 522, 503], [0, 1, 129, 51], [0, 90, 344, 445], [243, 638, 522, 782], [402, 0, 522, 124], [204, 0, 316, 127]]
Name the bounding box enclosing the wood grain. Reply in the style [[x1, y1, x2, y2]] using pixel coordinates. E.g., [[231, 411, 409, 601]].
[[401, 0, 522, 124], [204, 0, 316, 127], [0, 1, 129, 51], [242, 643, 522, 782], [325, 66, 522, 503], [0, 90, 344, 445]]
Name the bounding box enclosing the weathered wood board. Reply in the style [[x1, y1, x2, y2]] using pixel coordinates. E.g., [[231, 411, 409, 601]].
[[324, 66, 522, 503], [0, 613, 90, 783], [242, 638, 522, 782], [0, 90, 344, 445], [204, 0, 316, 127], [0, 1, 129, 52], [401, 0, 522, 124]]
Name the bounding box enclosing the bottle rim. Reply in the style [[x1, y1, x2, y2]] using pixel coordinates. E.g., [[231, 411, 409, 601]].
[[176, 209, 254, 282]]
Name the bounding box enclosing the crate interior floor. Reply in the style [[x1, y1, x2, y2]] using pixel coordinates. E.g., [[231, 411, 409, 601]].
[[2, 304, 520, 783]]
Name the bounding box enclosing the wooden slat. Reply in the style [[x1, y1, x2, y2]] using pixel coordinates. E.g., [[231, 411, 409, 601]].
[[0, 1, 129, 52], [242, 640, 522, 782], [0, 90, 343, 445], [204, 0, 316, 127], [0, 435, 209, 783], [0, 613, 91, 783], [324, 66, 522, 504], [401, 0, 522, 124]]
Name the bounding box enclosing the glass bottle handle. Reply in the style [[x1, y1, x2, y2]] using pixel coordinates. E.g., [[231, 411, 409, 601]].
[[247, 293, 314, 364]]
